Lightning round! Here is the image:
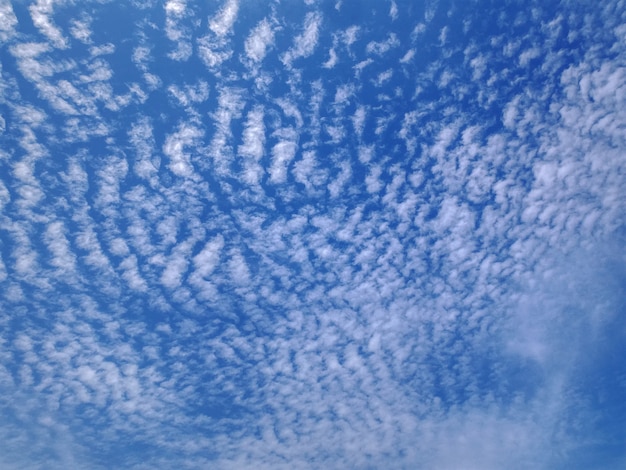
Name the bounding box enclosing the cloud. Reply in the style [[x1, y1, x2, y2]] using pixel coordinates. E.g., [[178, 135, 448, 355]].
[[365, 33, 399, 56], [196, 0, 241, 71], [191, 235, 223, 282], [69, 17, 92, 44], [164, 0, 193, 60], [167, 80, 210, 107], [238, 106, 265, 160], [389, 1, 399, 21], [0, 0, 18, 43], [238, 106, 266, 186], [162, 124, 203, 178], [209, 0, 239, 37], [373, 68, 393, 87], [244, 18, 275, 65], [29, 0, 68, 49], [208, 86, 246, 176], [282, 12, 322, 68], [270, 136, 298, 184], [400, 48, 415, 63], [323, 47, 338, 68], [351, 106, 366, 139], [43, 220, 78, 275], [0, 1, 624, 469]]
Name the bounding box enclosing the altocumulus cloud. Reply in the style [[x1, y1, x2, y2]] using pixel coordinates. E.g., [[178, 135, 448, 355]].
[[0, 0, 625, 469]]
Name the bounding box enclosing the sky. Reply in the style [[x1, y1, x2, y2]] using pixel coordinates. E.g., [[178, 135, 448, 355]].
[[0, 0, 625, 468]]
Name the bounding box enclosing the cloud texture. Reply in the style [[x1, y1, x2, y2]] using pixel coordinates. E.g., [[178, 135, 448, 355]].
[[0, 0, 624, 468]]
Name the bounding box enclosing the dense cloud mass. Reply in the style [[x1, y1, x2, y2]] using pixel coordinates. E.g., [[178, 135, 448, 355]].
[[0, 0, 625, 468]]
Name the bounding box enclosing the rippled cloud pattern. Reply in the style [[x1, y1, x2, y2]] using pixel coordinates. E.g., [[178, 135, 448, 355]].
[[0, 0, 625, 468]]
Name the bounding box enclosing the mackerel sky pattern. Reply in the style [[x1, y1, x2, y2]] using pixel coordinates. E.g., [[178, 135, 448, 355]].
[[0, 1, 625, 469]]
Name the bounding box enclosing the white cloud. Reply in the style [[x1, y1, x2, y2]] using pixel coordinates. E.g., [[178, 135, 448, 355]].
[[373, 68, 393, 87], [366, 33, 399, 56], [424, 0, 438, 23], [282, 12, 322, 67], [43, 220, 77, 274], [342, 25, 360, 47], [0, 0, 18, 42], [143, 72, 161, 90], [165, 0, 186, 16], [209, 0, 239, 36], [323, 47, 338, 68], [190, 235, 224, 300], [293, 150, 320, 193], [244, 18, 275, 66], [228, 248, 250, 285], [518, 46, 541, 66], [162, 124, 203, 178], [161, 237, 198, 289], [164, 0, 192, 61], [389, 1, 398, 21], [327, 159, 351, 198], [0, 2, 624, 469], [353, 58, 373, 75], [238, 106, 266, 160], [430, 124, 458, 158], [400, 49, 415, 63], [209, 86, 246, 175], [29, 0, 68, 49], [129, 117, 159, 182], [365, 165, 383, 193], [167, 80, 210, 107], [238, 107, 267, 185], [197, 0, 240, 70], [120, 254, 148, 291], [352, 106, 366, 138], [69, 17, 92, 44], [276, 97, 304, 128], [0, 179, 9, 212], [270, 138, 298, 184]]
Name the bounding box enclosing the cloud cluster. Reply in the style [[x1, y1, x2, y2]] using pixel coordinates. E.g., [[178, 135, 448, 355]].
[[0, 0, 624, 469]]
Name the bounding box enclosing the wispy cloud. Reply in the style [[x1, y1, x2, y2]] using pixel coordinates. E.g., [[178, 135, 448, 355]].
[[238, 105, 266, 186], [244, 17, 276, 65], [282, 12, 322, 68], [164, 0, 193, 60], [365, 32, 399, 56], [209, 0, 239, 37], [29, 0, 68, 49], [163, 123, 203, 178], [269, 133, 298, 184], [0, 0, 18, 43], [196, 0, 241, 71]]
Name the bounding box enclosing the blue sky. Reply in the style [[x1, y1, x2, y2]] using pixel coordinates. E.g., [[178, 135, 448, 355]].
[[0, 0, 625, 468]]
